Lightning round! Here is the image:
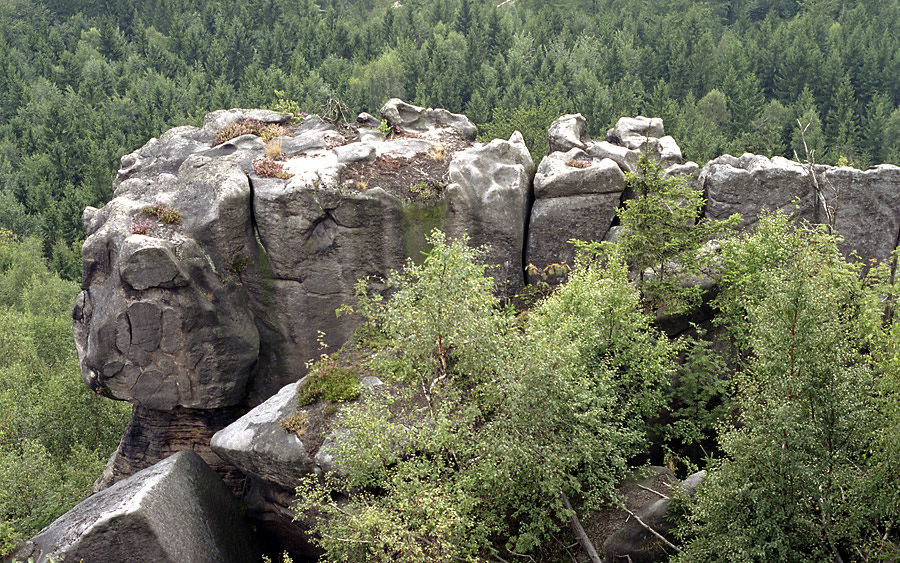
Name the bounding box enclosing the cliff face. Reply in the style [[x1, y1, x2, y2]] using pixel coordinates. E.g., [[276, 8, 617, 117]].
[[73, 98, 900, 511]]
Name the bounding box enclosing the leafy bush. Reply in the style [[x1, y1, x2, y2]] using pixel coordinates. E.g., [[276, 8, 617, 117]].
[[294, 231, 672, 561], [616, 154, 739, 315], [674, 214, 896, 561]]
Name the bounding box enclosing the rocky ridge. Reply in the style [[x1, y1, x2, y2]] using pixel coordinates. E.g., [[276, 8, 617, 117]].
[[25, 101, 900, 562]]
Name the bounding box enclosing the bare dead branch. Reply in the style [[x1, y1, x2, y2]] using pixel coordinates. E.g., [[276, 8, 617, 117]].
[[623, 507, 683, 554], [637, 484, 670, 499], [560, 491, 604, 563]]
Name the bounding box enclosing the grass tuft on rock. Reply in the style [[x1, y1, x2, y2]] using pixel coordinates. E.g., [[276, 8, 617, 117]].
[[297, 359, 361, 407]]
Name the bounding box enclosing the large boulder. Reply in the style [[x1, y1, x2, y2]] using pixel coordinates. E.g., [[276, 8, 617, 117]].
[[76, 157, 261, 411], [210, 374, 386, 558], [701, 154, 814, 231], [548, 113, 589, 153], [9, 451, 256, 563], [380, 98, 477, 141], [444, 131, 535, 293], [820, 164, 900, 267], [211, 381, 316, 490], [701, 155, 900, 267]]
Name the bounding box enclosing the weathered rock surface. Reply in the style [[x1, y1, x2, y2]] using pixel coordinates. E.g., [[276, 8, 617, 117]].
[[548, 113, 589, 153], [380, 98, 477, 140], [9, 451, 256, 563], [76, 159, 261, 411], [526, 115, 694, 284], [210, 372, 387, 558], [702, 154, 900, 266], [93, 406, 246, 493], [211, 381, 314, 490]]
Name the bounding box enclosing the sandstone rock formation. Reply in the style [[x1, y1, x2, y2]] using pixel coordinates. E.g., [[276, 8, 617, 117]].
[[9, 451, 256, 563], [69, 101, 900, 559], [702, 154, 900, 268], [525, 114, 695, 284], [74, 100, 533, 495]]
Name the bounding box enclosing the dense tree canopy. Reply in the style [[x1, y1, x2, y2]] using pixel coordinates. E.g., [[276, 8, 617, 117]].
[[2, 0, 900, 277]]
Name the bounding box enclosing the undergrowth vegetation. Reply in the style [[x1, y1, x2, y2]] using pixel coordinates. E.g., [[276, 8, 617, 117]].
[[293, 197, 899, 561], [295, 231, 674, 561]]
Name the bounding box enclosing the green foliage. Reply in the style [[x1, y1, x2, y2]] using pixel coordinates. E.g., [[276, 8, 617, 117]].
[[0, 231, 130, 555], [377, 119, 392, 137], [296, 358, 361, 408], [295, 231, 673, 560], [660, 327, 733, 464], [675, 215, 894, 562], [273, 90, 303, 118], [479, 91, 567, 164], [616, 154, 740, 315]]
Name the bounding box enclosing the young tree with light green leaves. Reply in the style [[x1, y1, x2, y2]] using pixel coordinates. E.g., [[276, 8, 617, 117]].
[[294, 231, 675, 562]]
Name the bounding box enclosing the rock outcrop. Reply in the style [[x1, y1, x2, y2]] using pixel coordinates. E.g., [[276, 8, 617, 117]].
[[702, 154, 900, 269], [68, 100, 900, 559], [526, 114, 695, 284], [74, 100, 533, 494], [9, 451, 256, 563]]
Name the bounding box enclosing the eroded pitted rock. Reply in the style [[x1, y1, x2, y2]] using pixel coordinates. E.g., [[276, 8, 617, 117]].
[[113, 109, 289, 191], [380, 98, 477, 141], [75, 154, 260, 411]]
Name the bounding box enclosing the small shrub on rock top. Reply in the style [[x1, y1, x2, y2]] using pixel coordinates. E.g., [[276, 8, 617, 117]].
[[428, 144, 447, 162], [260, 124, 287, 143], [215, 119, 287, 146], [215, 119, 264, 145], [279, 412, 308, 437], [252, 157, 293, 179], [130, 219, 153, 235], [264, 139, 285, 160], [565, 158, 592, 168], [142, 204, 182, 225]]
